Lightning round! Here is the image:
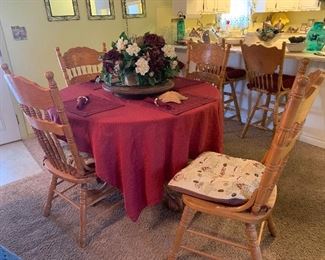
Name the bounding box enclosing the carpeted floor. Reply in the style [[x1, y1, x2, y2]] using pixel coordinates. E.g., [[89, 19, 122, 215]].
[[1, 120, 324, 260]]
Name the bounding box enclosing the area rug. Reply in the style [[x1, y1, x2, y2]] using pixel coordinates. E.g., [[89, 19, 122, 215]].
[[1, 121, 324, 260]]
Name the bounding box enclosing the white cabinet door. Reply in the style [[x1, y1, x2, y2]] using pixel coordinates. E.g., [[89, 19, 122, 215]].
[[187, 0, 203, 15], [254, 0, 267, 12], [265, 0, 277, 11], [254, 0, 277, 12], [203, 0, 216, 13], [298, 0, 321, 10], [277, 0, 298, 11], [172, 0, 203, 17], [216, 0, 230, 12], [254, 0, 298, 12]]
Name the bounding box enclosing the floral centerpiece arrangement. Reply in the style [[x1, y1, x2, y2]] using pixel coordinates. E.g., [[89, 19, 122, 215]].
[[101, 32, 184, 87]]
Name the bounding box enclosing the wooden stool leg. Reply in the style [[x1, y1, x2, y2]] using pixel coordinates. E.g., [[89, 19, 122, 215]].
[[241, 92, 263, 138], [267, 215, 277, 237], [230, 81, 242, 123], [79, 184, 87, 248], [220, 84, 225, 115], [43, 175, 58, 217], [245, 223, 262, 260], [272, 94, 282, 134], [168, 206, 196, 260], [261, 94, 271, 128]]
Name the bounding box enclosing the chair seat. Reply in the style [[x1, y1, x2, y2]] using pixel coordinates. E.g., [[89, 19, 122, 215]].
[[226, 67, 246, 80], [247, 74, 295, 94], [60, 141, 95, 171], [168, 152, 265, 206]]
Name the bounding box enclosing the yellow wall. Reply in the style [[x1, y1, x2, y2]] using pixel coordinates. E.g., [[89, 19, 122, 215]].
[[0, 0, 172, 88]]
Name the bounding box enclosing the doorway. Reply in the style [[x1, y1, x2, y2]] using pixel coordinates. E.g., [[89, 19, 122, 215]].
[[0, 20, 21, 145]]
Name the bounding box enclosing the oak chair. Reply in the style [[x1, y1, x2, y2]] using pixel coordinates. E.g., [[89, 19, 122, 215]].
[[1, 64, 116, 248], [56, 43, 107, 86], [168, 60, 324, 259], [186, 41, 230, 110], [240, 41, 296, 138], [222, 38, 246, 123]]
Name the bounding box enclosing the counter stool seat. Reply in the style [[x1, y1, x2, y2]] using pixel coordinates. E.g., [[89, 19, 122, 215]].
[[226, 67, 246, 80], [247, 73, 295, 94]]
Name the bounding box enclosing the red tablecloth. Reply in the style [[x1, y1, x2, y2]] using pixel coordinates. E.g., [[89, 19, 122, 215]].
[[59, 78, 224, 221]]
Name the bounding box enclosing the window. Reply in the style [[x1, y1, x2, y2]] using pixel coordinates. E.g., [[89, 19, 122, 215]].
[[220, 0, 251, 29]]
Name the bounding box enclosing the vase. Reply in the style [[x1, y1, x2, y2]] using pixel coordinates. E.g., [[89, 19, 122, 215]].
[[123, 72, 138, 86], [306, 22, 325, 51], [102, 79, 175, 99]]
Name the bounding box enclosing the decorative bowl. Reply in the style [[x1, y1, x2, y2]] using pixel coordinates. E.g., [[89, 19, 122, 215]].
[[102, 79, 174, 99], [286, 41, 305, 52]]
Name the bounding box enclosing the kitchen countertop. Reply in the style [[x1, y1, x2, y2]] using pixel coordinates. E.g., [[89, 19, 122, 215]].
[[230, 46, 325, 63], [174, 44, 325, 63]]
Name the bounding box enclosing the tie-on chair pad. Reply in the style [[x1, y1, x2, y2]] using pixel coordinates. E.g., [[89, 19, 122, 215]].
[[60, 140, 95, 171], [168, 152, 265, 206]]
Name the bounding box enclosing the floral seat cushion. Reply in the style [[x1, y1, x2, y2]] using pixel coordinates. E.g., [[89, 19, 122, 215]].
[[168, 152, 265, 206], [60, 141, 95, 172]]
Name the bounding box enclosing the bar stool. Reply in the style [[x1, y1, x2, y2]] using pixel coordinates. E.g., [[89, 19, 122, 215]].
[[222, 39, 246, 123], [240, 41, 299, 138]]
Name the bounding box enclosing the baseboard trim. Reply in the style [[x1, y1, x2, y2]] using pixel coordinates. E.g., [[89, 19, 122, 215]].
[[227, 108, 325, 149], [299, 133, 325, 149]]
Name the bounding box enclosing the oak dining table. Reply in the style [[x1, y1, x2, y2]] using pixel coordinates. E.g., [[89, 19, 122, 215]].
[[57, 77, 224, 221]]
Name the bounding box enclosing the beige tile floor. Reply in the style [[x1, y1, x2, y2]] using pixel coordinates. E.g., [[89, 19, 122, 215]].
[[0, 141, 42, 186]]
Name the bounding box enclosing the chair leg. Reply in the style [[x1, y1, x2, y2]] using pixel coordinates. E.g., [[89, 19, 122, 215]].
[[261, 94, 271, 128], [230, 81, 242, 123], [220, 84, 225, 114], [79, 184, 87, 248], [241, 92, 263, 138], [43, 175, 58, 217], [267, 215, 277, 237], [168, 206, 196, 260], [272, 95, 281, 134], [245, 223, 263, 260]]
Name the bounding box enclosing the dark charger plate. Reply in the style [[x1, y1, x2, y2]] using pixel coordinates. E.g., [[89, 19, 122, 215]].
[[102, 79, 174, 99]]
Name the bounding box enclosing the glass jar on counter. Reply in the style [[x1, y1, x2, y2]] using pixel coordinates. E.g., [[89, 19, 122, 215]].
[[306, 22, 325, 51]]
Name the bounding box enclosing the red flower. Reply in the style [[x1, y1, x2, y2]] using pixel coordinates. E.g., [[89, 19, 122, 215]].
[[143, 33, 165, 48], [102, 49, 122, 72]]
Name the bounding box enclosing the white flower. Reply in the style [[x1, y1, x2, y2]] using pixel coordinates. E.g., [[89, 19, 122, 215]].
[[135, 57, 150, 76], [116, 38, 126, 52], [171, 60, 178, 69], [126, 43, 141, 56], [162, 45, 177, 58]]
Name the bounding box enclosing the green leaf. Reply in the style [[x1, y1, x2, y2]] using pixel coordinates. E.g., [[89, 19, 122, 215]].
[[119, 32, 128, 40], [148, 77, 155, 86]]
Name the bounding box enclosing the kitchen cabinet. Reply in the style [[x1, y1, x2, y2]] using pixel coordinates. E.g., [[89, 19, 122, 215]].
[[202, 0, 230, 13], [276, 0, 298, 11], [254, 0, 277, 12], [298, 0, 321, 11], [216, 0, 230, 13], [254, 0, 321, 12], [172, 0, 203, 17]]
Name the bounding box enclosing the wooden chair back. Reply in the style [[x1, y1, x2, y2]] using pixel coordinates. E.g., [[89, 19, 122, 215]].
[[56, 43, 106, 86], [252, 65, 325, 214], [1, 63, 87, 178], [240, 41, 287, 93], [186, 41, 230, 87]]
